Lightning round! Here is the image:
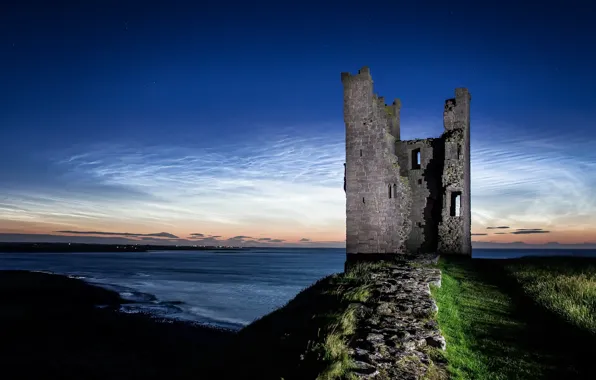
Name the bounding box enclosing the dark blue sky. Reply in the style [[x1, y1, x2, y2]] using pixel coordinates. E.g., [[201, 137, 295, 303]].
[[1, 0, 595, 247]]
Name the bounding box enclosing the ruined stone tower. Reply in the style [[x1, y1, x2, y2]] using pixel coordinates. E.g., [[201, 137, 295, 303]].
[[342, 68, 412, 257], [342, 67, 471, 259]]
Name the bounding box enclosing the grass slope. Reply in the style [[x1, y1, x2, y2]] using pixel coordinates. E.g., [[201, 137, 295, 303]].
[[227, 263, 382, 380], [432, 256, 596, 380], [506, 257, 596, 334]]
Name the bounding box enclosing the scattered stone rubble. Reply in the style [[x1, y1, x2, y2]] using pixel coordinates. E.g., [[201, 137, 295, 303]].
[[348, 254, 447, 379]]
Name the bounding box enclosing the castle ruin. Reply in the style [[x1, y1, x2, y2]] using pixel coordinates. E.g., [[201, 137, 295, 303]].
[[342, 67, 471, 259]]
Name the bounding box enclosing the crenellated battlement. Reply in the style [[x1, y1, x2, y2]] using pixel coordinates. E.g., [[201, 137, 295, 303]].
[[341, 66, 372, 83]]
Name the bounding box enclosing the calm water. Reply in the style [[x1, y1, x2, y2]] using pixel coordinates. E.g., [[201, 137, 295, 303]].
[[0, 247, 594, 330], [0, 248, 345, 330]]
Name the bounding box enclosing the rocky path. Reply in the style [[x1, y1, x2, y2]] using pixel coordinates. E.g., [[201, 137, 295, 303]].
[[348, 255, 447, 379]]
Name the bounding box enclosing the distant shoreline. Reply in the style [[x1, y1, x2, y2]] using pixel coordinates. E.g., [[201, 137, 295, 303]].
[[0, 242, 246, 253]]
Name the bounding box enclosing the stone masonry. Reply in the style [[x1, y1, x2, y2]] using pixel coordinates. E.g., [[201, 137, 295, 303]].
[[342, 68, 412, 256], [342, 67, 471, 257], [348, 254, 447, 379]]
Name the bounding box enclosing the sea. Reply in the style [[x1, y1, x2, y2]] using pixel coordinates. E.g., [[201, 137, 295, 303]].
[[0, 247, 595, 330]]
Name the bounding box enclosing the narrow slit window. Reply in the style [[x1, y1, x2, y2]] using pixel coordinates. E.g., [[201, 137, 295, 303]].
[[411, 148, 421, 169], [393, 184, 397, 198], [457, 144, 461, 159], [450, 192, 462, 217], [417, 179, 422, 185], [388, 184, 392, 198], [362, 197, 365, 204], [360, 149, 362, 157]]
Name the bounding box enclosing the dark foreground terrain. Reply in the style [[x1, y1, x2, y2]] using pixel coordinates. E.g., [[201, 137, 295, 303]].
[[3, 255, 596, 380], [0, 270, 234, 380], [0, 266, 393, 380]]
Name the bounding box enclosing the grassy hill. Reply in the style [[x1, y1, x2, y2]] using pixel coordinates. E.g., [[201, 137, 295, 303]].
[[432, 256, 596, 380]]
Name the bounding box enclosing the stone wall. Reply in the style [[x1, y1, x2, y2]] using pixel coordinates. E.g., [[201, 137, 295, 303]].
[[395, 138, 444, 254], [437, 89, 472, 255], [348, 255, 447, 379], [342, 67, 412, 255]]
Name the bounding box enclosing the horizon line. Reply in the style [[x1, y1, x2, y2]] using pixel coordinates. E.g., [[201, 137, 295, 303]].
[[1, 241, 596, 250]]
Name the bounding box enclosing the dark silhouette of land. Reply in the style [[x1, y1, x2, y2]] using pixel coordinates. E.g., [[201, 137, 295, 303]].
[[0, 242, 245, 253], [0, 270, 234, 380]]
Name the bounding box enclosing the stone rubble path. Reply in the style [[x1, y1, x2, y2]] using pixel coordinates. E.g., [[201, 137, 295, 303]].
[[348, 254, 447, 379]]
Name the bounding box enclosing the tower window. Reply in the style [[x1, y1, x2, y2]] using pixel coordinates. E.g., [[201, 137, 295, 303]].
[[418, 179, 422, 185], [362, 197, 365, 204], [457, 144, 461, 159], [450, 192, 462, 217], [393, 184, 397, 198], [388, 184, 392, 198], [411, 148, 421, 169], [360, 149, 362, 157]]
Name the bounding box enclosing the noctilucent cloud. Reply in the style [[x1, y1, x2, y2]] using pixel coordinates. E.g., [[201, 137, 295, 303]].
[[1, 1, 595, 248]]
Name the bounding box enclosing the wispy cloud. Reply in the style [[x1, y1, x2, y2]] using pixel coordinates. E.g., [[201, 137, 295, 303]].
[[470, 122, 596, 233], [510, 229, 550, 235], [0, 129, 346, 244], [50, 131, 346, 236], [1, 118, 595, 245]]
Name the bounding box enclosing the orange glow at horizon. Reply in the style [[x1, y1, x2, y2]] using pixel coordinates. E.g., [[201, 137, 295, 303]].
[[471, 228, 596, 245], [1, 219, 595, 245]]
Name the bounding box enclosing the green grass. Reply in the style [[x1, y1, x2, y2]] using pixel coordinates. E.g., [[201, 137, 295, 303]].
[[431, 256, 596, 380], [506, 257, 596, 334]]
